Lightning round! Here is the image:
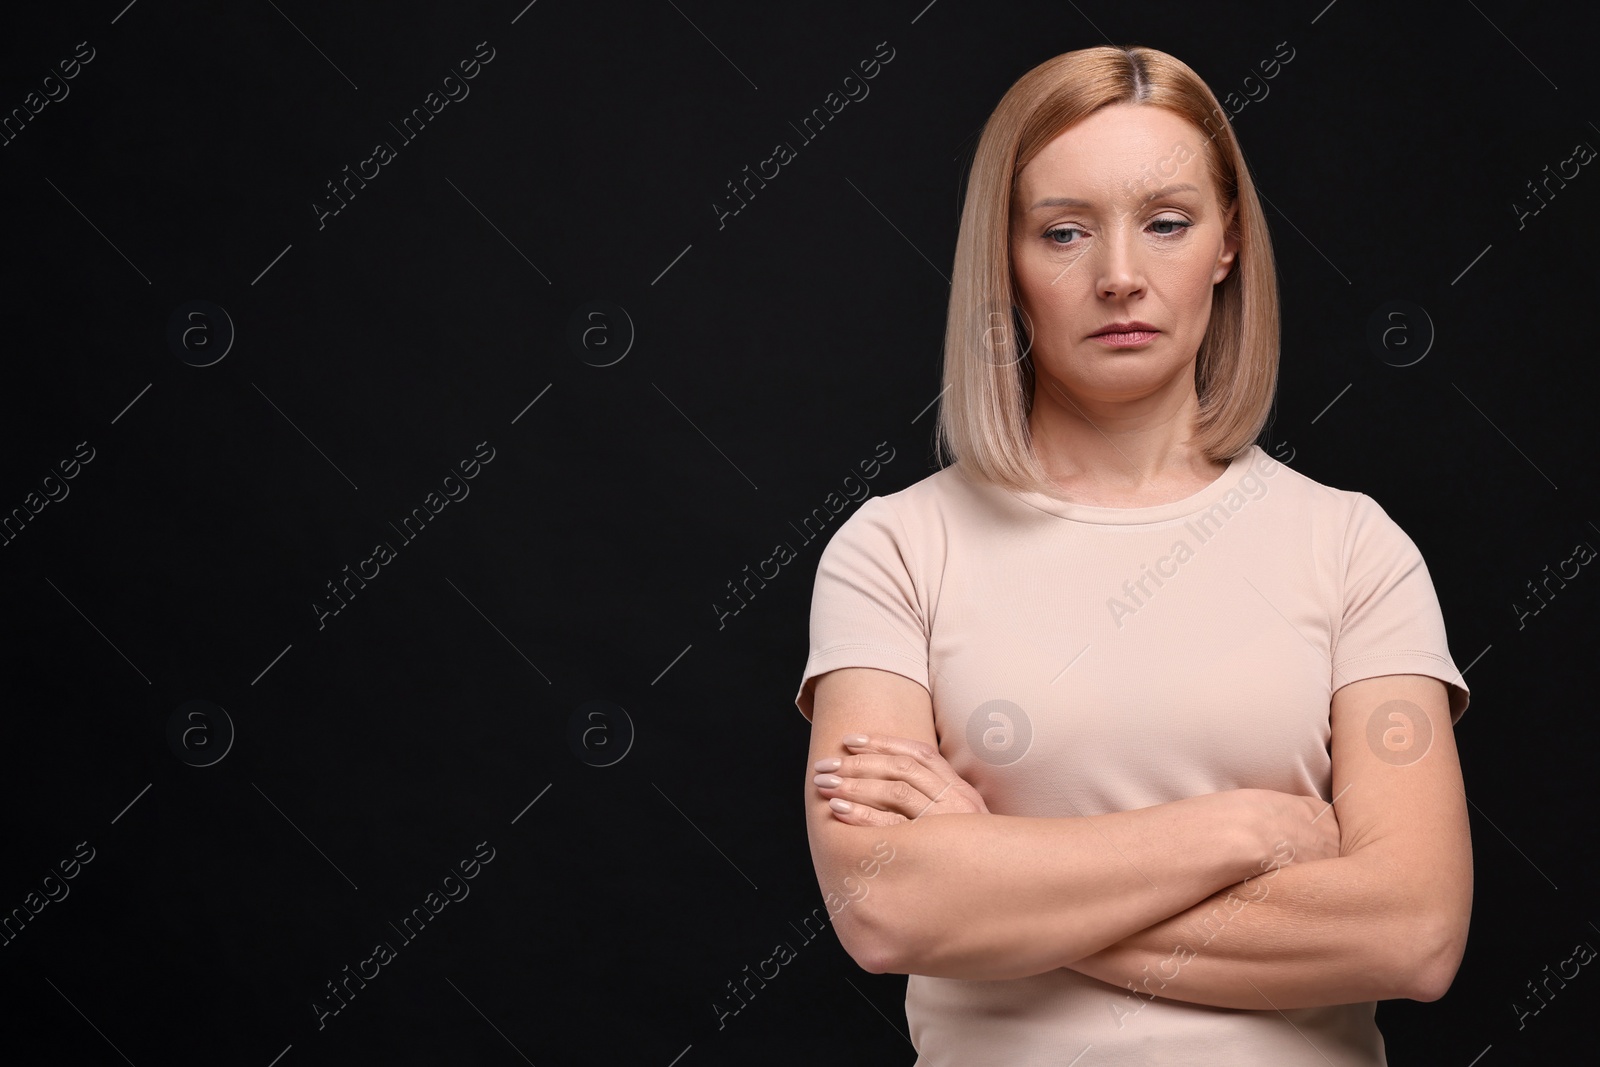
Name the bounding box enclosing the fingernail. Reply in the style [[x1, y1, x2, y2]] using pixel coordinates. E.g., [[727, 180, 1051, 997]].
[[814, 758, 841, 771], [842, 734, 868, 746], [814, 773, 843, 788], [829, 798, 853, 813]]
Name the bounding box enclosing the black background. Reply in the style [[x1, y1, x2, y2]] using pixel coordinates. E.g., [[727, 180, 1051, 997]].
[[1, 1, 1594, 1064]]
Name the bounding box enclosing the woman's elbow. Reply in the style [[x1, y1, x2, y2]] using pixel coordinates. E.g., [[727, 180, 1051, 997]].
[[1409, 912, 1470, 1002], [843, 924, 898, 975], [811, 834, 912, 973], [832, 895, 903, 974]]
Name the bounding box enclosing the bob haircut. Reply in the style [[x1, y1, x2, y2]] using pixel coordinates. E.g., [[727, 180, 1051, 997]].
[[934, 45, 1280, 497]]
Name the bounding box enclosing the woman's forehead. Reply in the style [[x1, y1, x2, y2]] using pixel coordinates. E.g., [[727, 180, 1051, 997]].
[[1029, 111, 1202, 175], [1016, 109, 1213, 203]]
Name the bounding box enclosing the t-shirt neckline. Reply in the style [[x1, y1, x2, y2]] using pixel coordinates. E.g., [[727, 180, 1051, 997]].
[[1005, 445, 1263, 525]]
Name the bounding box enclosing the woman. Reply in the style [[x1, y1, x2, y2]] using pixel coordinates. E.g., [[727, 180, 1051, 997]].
[[794, 45, 1472, 1066]]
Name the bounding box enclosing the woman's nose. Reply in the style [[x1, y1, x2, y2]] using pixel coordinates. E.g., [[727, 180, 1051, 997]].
[[1095, 234, 1144, 295]]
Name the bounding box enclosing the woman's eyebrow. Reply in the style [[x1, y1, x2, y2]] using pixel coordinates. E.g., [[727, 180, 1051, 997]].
[[1026, 182, 1200, 212]]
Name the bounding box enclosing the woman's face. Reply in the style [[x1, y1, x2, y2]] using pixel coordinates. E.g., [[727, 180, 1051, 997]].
[[1009, 102, 1238, 410]]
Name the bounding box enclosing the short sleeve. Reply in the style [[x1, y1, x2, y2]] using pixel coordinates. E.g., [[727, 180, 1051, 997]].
[[793, 495, 930, 723], [1332, 492, 1470, 724]]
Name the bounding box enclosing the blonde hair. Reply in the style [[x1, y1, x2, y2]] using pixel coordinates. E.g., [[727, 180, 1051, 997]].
[[933, 45, 1280, 496]]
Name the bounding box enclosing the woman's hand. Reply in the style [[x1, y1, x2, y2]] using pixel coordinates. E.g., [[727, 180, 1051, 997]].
[[813, 733, 990, 825], [1239, 788, 1342, 866]]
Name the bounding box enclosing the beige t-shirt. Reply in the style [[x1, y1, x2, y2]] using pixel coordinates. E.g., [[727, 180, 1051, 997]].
[[794, 445, 1469, 1067]]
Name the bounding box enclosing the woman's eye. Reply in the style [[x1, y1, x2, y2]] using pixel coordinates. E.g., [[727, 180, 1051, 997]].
[[1043, 218, 1192, 247]]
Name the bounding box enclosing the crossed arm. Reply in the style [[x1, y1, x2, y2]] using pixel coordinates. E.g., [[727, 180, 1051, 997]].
[[1062, 673, 1472, 1009], [806, 670, 1472, 1009]]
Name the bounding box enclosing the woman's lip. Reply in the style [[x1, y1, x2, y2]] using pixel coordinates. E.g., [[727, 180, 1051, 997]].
[[1091, 329, 1159, 346]]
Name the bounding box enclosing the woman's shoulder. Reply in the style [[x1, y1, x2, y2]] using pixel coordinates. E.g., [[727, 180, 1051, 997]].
[[815, 465, 972, 572], [861, 462, 1020, 541], [1254, 450, 1396, 516], [838, 462, 972, 521], [1248, 448, 1339, 496]]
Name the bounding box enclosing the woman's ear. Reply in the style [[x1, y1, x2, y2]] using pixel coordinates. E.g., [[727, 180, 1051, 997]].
[[1214, 202, 1241, 284]]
